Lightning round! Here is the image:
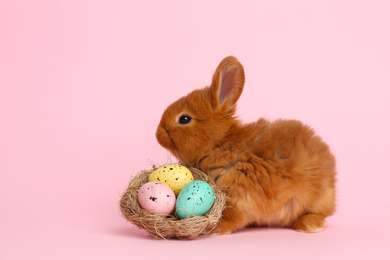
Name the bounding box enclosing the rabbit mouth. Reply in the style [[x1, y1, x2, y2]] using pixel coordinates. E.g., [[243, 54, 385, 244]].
[[156, 125, 176, 151]]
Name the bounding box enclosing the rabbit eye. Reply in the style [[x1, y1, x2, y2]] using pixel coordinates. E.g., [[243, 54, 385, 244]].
[[178, 115, 192, 124]]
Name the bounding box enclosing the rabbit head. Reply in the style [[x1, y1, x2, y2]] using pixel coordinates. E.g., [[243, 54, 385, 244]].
[[156, 56, 245, 166]]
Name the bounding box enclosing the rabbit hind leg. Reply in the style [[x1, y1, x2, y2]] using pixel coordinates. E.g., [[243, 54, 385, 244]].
[[292, 178, 336, 233]]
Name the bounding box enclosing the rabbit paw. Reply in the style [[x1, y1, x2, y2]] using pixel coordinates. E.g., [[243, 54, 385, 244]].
[[210, 225, 233, 236], [211, 213, 242, 236], [293, 213, 327, 233]]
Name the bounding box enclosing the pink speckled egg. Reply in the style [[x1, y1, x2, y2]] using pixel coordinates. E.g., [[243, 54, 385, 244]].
[[137, 182, 176, 217]]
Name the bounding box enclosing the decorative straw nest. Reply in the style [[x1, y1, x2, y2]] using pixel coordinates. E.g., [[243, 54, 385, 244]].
[[120, 166, 226, 240]]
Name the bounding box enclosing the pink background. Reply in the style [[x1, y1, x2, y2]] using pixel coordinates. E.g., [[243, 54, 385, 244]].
[[1, 1, 389, 259]]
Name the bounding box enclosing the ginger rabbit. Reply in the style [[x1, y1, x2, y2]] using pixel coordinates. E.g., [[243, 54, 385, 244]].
[[156, 56, 336, 234]]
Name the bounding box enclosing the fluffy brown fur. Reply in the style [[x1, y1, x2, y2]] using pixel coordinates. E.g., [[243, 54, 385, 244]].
[[156, 56, 336, 235]]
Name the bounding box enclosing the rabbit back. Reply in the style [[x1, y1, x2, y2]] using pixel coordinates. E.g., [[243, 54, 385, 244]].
[[195, 118, 336, 228]]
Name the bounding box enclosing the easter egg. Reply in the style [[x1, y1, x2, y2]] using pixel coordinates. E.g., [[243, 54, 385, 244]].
[[148, 165, 194, 196], [137, 182, 176, 217], [175, 180, 216, 219]]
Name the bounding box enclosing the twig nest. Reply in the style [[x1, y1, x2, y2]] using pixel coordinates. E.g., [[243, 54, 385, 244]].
[[119, 167, 226, 239]]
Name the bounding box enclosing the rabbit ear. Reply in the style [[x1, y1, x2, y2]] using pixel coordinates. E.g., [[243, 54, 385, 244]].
[[210, 56, 245, 109]]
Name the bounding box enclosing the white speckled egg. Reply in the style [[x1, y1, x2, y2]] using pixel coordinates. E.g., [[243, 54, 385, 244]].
[[137, 182, 176, 217], [148, 165, 194, 196], [176, 180, 216, 219]]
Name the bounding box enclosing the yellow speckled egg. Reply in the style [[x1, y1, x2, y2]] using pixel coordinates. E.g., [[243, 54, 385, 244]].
[[148, 165, 194, 196]]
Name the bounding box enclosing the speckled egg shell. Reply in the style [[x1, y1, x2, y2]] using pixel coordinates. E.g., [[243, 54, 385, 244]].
[[176, 180, 217, 219], [137, 182, 176, 217], [148, 165, 194, 196]]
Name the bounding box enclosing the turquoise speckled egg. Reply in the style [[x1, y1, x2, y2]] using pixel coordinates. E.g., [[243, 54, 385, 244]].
[[176, 180, 216, 219]]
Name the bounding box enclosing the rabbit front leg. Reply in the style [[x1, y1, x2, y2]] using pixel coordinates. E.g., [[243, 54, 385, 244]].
[[212, 206, 247, 235]]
